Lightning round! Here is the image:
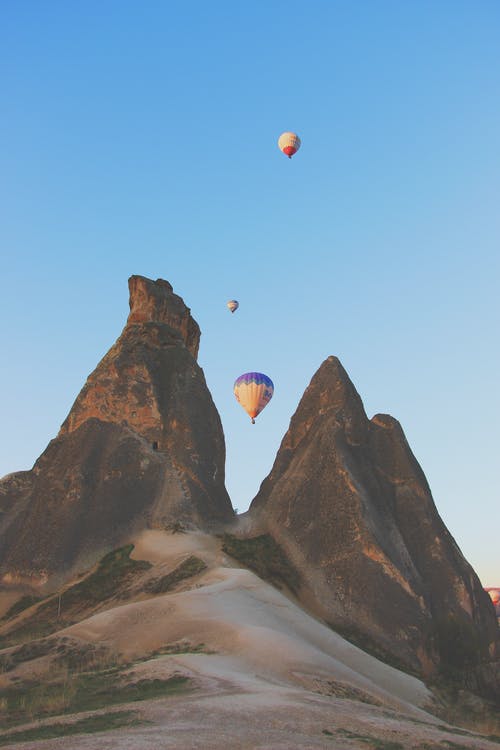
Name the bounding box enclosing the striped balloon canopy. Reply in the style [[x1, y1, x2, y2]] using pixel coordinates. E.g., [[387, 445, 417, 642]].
[[233, 372, 274, 424], [278, 131, 301, 159]]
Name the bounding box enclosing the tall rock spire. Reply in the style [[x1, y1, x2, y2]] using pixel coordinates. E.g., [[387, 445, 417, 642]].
[[59, 275, 203, 446], [248, 356, 498, 677], [0, 276, 233, 588]]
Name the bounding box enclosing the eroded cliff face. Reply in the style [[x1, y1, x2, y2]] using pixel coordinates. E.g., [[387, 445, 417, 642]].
[[0, 276, 233, 588], [248, 356, 499, 678], [1, 280, 498, 696]]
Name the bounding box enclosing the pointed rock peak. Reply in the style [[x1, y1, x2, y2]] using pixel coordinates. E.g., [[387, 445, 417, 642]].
[[127, 275, 200, 358], [249, 357, 499, 679], [0, 274, 233, 585], [287, 355, 369, 446], [309, 355, 360, 401]]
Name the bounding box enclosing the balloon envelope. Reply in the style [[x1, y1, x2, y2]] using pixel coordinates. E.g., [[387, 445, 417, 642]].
[[278, 131, 301, 158], [234, 372, 274, 423], [227, 300, 239, 313]]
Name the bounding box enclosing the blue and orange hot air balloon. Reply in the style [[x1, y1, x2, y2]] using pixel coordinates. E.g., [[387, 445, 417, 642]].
[[234, 372, 274, 424], [227, 300, 239, 313], [278, 131, 301, 159]]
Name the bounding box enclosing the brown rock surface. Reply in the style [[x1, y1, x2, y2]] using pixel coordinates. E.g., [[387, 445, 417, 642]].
[[248, 356, 499, 679], [0, 276, 233, 589]]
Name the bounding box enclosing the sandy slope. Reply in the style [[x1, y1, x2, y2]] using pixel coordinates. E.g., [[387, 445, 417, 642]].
[[2, 531, 498, 749], [70, 531, 431, 712]]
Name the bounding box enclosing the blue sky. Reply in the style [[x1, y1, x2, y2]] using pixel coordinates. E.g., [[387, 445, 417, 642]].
[[1, 1, 499, 586]]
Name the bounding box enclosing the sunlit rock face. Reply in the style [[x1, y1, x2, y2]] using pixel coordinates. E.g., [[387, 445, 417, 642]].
[[0, 276, 233, 588], [249, 356, 499, 677]]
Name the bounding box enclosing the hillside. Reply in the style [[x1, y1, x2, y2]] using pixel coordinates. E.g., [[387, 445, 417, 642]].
[[0, 275, 499, 747], [1, 530, 499, 749]]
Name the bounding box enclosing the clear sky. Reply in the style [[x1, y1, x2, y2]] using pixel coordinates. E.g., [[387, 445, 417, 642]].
[[1, 1, 499, 586]]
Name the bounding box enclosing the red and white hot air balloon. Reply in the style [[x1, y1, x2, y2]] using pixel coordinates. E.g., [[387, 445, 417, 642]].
[[278, 131, 301, 159]]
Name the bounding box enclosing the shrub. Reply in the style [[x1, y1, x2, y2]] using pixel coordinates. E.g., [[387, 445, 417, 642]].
[[221, 534, 301, 594]]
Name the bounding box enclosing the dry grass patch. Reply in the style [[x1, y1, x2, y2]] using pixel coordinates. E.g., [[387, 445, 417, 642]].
[[0, 663, 189, 731], [145, 555, 207, 594], [221, 533, 301, 593], [0, 545, 151, 648], [0, 710, 145, 746]]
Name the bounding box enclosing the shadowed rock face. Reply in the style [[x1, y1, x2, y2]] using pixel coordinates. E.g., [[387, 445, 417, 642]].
[[248, 356, 499, 677], [0, 276, 233, 588]]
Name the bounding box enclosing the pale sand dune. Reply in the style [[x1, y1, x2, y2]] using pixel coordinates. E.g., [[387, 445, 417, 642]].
[[68, 531, 432, 715], [3, 531, 498, 749]]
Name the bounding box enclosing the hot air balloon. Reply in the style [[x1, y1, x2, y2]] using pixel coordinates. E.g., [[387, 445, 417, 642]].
[[234, 372, 274, 424], [227, 300, 239, 313], [278, 131, 301, 159]]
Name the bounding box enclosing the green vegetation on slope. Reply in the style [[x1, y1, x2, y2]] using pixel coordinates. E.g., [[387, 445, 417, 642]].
[[1, 595, 44, 622], [145, 555, 207, 594], [221, 533, 301, 594], [0, 545, 151, 647], [330, 729, 405, 749], [0, 661, 189, 730], [0, 710, 145, 747]]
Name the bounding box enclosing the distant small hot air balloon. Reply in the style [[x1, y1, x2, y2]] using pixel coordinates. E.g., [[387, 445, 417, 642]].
[[227, 300, 239, 313], [278, 131, 301, 159], [234, 372, 274, 424]]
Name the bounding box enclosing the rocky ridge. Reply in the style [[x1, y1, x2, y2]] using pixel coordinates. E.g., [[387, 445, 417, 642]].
[[247, 356, 499, 685], [0, 276, 498, 704], [0, 276, 233, 588]]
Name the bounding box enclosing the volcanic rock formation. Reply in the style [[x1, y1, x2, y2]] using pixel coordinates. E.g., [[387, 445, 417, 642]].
[[0, 276, 233, 588], [247, 356, 499, 680], [1, 280, 498, 702]]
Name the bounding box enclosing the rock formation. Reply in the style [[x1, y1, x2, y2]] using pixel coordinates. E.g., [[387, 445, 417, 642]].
[[0, 276, 233, 589], [248, 356, 499, 679], [1, 279, 498, 698]]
